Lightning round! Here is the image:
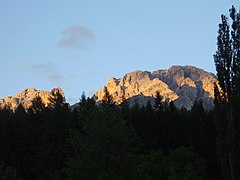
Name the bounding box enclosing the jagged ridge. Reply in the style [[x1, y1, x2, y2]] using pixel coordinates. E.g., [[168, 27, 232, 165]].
[[0, 87, 65, 110], [0, 66, 218, 111], [94, 65, 218, 110]]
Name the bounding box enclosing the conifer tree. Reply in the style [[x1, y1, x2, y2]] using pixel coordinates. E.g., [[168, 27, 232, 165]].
[[102, 86, 115, 109], [154, 91, 163, 112], [102, 86, 114, 104], [37, 90, 71, 178], [213, 6, 240, 180]]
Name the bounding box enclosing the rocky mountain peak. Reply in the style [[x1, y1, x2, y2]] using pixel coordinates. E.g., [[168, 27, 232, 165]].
[[0, 87, 65, 111], [94, 65, 218, 110], [51, 87, 65, 98]]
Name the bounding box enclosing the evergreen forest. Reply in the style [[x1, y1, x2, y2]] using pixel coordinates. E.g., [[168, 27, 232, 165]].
[[0, 6, 240, 180]]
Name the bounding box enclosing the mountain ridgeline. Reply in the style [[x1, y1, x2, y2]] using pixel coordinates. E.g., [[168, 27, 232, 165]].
[[0, 87, 65, 111], [0, 66, 217, 111], [1, 6, 239, 179], [0, 65, 225, 179], [94, 65, 217, 110]]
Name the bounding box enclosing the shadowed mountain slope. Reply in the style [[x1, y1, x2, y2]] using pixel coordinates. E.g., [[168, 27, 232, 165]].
[[0, 87, 65, 110], [94, 66, 217, 110]]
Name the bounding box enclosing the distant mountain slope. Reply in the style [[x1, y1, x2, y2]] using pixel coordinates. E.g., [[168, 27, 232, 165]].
[[94, 66, 218, 110], [0, 87, 65, 110]]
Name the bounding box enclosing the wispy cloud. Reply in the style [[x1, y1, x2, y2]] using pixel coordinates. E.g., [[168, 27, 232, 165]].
[[31, 63, 53, 70], [31, 62, 63, 83], [57, 26, 96, 50], [48, 74, 63, 84]]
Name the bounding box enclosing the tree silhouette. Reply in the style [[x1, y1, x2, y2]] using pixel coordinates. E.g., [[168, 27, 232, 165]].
[[66, 107, 140, 179], [37, 90, 71, 179], [213, 5, 240, 180], [102, 86, 113, 104], [154, 91, 163, 112]]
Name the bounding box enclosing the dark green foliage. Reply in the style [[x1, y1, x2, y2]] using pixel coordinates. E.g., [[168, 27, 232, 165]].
[[1, 5, 239, 180], [214, 5, 240, 180], [0, 93, 220, 179], [102, 86, 115, 107], [0, 162, 20, 180], [66, 107, 140, 180], [36, 91, 72, 179], [154, 91, 163, 112], [167, 147, 207, 180]]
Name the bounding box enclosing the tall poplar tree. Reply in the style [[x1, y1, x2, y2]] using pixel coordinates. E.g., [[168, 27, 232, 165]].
[[213, 6, 240, 180]]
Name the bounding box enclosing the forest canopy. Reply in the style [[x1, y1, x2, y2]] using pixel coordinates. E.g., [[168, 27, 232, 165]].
[[0, 5, 240, 180]]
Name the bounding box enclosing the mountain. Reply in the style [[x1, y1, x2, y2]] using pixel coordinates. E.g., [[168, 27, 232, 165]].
[[93, 65, 218, 110], [0, 87, 65, 111], [0, 66, 217, 111]]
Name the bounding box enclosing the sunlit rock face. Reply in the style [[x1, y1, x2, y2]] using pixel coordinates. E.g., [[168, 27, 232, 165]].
[[94, 66, 218, 110], [0, 87, 65, 111]]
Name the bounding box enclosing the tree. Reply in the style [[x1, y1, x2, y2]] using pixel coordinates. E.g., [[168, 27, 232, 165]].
[[167, 147, 207, 180], [78, 92, 87, 111], [102, 86, 115, 106], [132, 147, 207, 180], [77, 92, 95, 115], [66, 108, 140, 179], [213, 5, 240, 180], [31, 96, 45, 113], [36, 90, 71, 179], [154, 91, 163, 112], [0, 162, 20, 180]]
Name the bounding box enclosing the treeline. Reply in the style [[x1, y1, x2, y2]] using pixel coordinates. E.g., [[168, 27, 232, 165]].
[[0, 91, 222, 180], [1, 5, 240, 180]]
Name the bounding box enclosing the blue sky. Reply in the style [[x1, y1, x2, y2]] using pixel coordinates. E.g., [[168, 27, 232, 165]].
[[0, 0, 239, 104]]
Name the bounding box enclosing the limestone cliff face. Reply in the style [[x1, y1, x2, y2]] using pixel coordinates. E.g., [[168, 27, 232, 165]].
[[94, 71, 179, 105], [94, 66, 218, 110], [0, 87, 65, 110]]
